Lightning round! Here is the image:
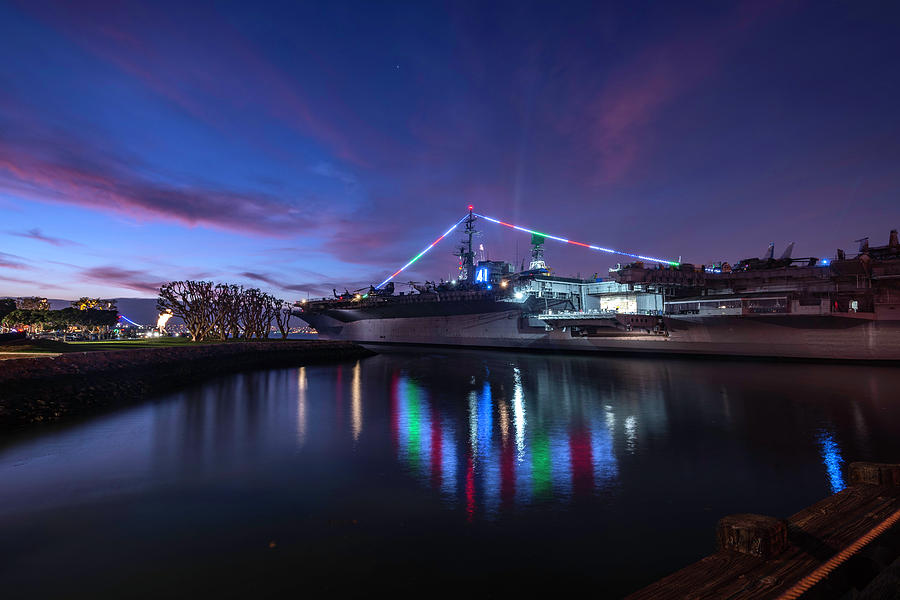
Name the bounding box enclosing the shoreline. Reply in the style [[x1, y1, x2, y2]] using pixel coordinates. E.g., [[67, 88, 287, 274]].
[[0, 340, 375, 430]]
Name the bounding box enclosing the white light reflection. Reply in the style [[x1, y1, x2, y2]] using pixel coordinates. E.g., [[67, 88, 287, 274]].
[[351, 361, 362, 442], [296, 367, 307, 448], [512, 366, 526, 461], [624, 415, 637, 454], [604, 405, 615, 431], [468, 390, 478, 460]]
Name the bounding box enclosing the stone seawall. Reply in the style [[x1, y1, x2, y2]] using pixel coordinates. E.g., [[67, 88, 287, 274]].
[[0, 340, 375, 429]]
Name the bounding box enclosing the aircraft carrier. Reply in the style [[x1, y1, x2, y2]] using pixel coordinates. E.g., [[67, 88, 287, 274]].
[[296, 209, 900, 361]]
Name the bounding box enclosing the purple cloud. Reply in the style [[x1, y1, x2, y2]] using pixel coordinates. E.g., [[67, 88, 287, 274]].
[[9, 228, 81, 247], [80, 266, 165, 295], [0, 134, 320, 237], [549, 3, 792, 186], [237, 270, 358, 296], [0, 274, 34, 285], [0, 251, 29, 270]]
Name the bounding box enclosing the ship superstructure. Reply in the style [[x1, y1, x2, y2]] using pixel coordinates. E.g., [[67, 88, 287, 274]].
[[296, 210, 900, 361]]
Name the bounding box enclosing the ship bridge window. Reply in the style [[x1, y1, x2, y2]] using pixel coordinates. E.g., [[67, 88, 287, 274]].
[[742, 298, 788, 314], [699, 299, 741, 310], [665, 301, 699, 314]]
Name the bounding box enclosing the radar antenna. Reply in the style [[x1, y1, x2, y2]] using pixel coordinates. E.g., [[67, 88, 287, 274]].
[[529, 232, 547, 271]]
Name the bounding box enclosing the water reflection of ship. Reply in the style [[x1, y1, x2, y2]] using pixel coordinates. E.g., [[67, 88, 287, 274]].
[[146, 355, 863, 513], [387, 359, 853, 516], [390, 367, 625, 518]]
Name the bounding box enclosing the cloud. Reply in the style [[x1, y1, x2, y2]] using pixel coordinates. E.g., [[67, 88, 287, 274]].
[[0, 274, 34, 285], [20, 2, 380, 167], [238, 271, 282, 287], [9, 228, 81, 247], [311, 162, 358, 186], [0, 134, 320, 237], [237, 270, 352, 296], [553, 2, 790, 185], [0, 251, 29, 270], [80, 266, 165, 295]]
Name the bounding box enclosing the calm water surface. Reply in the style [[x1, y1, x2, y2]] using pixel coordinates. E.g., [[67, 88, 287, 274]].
[[2, 349, 900, 597]]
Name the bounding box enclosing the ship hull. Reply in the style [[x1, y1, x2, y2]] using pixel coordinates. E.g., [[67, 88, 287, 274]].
[[298, 308, 900, 361]]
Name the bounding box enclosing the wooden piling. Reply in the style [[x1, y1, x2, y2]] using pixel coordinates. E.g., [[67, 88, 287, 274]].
[[848, 462, 900, 487], [716, 514, 788, 559]]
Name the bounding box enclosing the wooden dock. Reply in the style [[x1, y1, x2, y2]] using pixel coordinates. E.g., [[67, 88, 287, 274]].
[[627, 463, 900, 599]]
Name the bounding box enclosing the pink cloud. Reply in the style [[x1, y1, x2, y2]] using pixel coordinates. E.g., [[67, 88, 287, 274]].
[[10, 228, 81, 247], [0, 136, 318, 237], [556, 2, 791, 185], [0, 252, 29, 270], [80, 266, 165, 295]]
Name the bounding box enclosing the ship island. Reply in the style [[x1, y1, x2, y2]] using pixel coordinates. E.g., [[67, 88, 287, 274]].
[[296, 208, 900, 361]]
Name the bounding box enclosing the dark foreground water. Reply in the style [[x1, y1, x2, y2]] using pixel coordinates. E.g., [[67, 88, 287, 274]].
[[2, 349, 900, 598]]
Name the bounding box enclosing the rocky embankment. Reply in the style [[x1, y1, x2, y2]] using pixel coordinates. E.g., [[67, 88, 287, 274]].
[[0, 340, 375, 429]]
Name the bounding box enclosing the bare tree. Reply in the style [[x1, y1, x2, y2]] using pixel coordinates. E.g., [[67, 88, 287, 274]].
[[261, 293, 276, 339], [157, 280, 298, 341], [273, 300, 293, 340], [157, 281, 218, 341], [213, 284, 242, 340], [239, 288, 269, 338]]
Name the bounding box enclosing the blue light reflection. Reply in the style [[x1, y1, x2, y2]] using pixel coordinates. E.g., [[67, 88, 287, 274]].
[[817, 431, 845, 493]]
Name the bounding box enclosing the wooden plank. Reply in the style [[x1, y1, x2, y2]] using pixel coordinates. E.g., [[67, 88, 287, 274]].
[[627, 467, 900, 600]]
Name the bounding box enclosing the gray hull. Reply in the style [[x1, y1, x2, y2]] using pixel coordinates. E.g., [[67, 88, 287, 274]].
[[298, 310, 900, 361]]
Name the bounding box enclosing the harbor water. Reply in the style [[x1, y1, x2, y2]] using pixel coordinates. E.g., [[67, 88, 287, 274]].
[[2, 349, 900, 597]]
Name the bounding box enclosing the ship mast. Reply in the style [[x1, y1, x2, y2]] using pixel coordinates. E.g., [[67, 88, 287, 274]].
[[456, 205, 478, 283]]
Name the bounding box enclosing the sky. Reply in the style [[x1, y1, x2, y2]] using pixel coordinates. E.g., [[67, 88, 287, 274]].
[[1, 0, 899, 300]]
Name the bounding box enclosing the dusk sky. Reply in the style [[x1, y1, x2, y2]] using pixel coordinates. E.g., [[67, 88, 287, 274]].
[[2, 0, 899, 299]]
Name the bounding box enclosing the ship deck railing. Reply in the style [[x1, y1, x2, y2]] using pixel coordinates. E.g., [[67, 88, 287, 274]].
[[538, 309, 659, 320]]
